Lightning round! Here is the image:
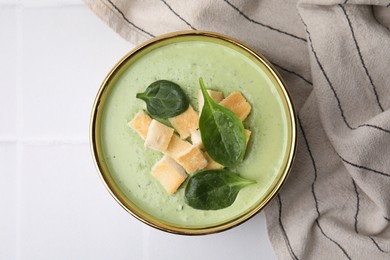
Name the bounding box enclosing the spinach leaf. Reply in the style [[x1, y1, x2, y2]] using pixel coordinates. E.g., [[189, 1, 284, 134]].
[[199, 78, 246, 167], [184, 170, 256, 210], [136, 80, 189, 118]]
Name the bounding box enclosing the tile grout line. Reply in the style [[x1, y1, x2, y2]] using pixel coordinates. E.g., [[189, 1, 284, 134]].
[[0, 1, 84, 8], [142, 226, 151, 260], [15, 5, 23, 260], [20, 2, 84, 8], [0, 138, 89, 144]]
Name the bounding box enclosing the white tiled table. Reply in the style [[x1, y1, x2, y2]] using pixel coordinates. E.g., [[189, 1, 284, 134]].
[[0, 1, 276, 259]]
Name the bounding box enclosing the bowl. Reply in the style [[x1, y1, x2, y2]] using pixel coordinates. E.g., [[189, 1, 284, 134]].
[[90, 30, 296, 235]]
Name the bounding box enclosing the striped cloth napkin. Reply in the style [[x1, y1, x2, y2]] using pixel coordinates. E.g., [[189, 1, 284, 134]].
[[84, 0, 390, 258]]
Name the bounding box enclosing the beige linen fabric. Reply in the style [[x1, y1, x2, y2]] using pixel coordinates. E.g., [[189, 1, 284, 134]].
[[84, 0, 390, 258]]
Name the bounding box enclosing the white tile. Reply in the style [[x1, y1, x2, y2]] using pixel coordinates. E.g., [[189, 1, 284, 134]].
[[20, 144, 143, 260], [21, 6, 131, 139], [0, 144, 17, 260], [147, 212, 276, 260], [0, 0, 21, 5], [0, 7, 18, 137]]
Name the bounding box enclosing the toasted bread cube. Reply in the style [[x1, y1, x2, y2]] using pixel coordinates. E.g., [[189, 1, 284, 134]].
[[204, 152, 224, 170], [190, 129, 203, 149], [198, 90, 224, 113], [165, 134, 192, 160], [176, 146, 207, 174], [220, 91, 251, 121], [245, 129, 251, 144], [144, 120, 174, 152], [151, 155, 187, 195], [168, 105, 199, 139], [128, 111, 152, 139]]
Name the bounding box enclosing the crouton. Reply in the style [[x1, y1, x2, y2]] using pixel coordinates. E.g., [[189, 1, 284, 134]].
[[144, 119, 174, 153], [165, 134, 192, 159], [220, 91, 251, 121], [175, 146, 207, 174], [168, 105, 199, 139], [151, 155, 187, 195], [128, 111, 152, 139], [245, 129, 251, 144], [204, 152, 224, 170], [198, 89, 224, 113], [190, 129, 203, 149]]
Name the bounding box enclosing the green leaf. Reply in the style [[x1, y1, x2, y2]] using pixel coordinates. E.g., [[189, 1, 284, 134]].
[[136, 80, 189, 119], [199, 78, 246, 167], [184, 170, 256, 210]]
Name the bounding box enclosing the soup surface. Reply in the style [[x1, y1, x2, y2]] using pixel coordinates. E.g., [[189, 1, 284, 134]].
[[99, 38, 291, 227]]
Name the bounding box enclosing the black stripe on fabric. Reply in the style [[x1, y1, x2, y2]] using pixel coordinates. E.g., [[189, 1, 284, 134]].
[[369, 237, 387, 253], [272, 63, 313, 85], [343, 0, 349, 4], [350, 147, 386, 254], [301, 19, 353, 130], [160, 0, 196, 30], [302, 19, 390, 136], [339, 4, 384, 112], [315, 220, 352, 260], [107, 0, 155, 38], [352, 178, 387, 255], [358, 124, 390, 134], [352, 179, 359, 233], [387, 3, 390, 8], [338, 154, 390, 178], [277, 195, 300, 260], [298, 117, 320, 216], [223, 0, 307, 42], [298, 117, 351, 259], [384, 216, 390, 222]]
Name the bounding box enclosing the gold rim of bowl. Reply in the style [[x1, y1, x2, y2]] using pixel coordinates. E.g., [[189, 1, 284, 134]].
[[90, 30, 297, 235]]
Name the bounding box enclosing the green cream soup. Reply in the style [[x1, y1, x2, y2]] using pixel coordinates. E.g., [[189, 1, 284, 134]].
[[99, 37, 292, 228]]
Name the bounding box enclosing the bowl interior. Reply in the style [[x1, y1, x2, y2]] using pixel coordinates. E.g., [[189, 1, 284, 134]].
[[91, 31, 296, 235]]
